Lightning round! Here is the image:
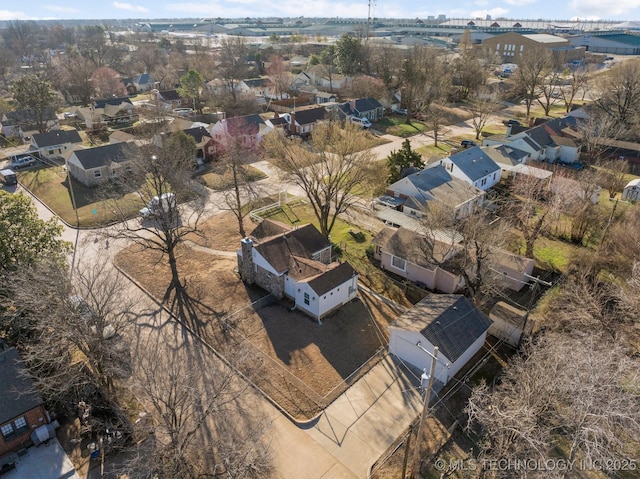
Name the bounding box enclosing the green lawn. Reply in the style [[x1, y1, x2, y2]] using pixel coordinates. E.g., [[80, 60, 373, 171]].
[[198, 164, 267, 190], [18, 166, 142, 227], [259, 199, 411, 306], [375, 117, 429, 137], [481, 124, 506, 137], [416, 144, 452, 163]]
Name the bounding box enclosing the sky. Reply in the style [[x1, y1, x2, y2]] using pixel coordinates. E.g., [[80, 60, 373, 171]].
[[1, 0, 640, 23]]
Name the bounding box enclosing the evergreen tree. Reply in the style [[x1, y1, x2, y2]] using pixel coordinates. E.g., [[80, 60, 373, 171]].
[[386, 139, 424, 183]]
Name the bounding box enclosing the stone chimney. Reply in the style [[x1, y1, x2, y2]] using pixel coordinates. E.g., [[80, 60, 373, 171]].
[[239, 238, 255, 284], [349, 99, 356, 113], [289, 111, 296, 135]]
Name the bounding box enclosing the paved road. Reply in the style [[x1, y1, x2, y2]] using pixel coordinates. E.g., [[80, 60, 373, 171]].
[[13, 168, 424, 479], [10, 108, 524, 477], [6, 110, 506, 478]]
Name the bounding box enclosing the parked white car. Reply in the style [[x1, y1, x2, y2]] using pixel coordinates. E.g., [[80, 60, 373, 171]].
[[139, 192, 177, 218], [350, 117, 372, 129]]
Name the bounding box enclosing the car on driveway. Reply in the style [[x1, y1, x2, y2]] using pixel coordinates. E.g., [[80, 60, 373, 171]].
[[502, 119, 522, 127], [8, 154, 38, 170], [460, 139, 477, 148], [395, 108, 408, 116]]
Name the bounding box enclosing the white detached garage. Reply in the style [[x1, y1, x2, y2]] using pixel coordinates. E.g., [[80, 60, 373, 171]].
[[388, 294, 492, 385]]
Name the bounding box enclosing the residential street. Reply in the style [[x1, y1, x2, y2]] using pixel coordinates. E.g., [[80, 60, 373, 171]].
[[10, 112, 512, 478]]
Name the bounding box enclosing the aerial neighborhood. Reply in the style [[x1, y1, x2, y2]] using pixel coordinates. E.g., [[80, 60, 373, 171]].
[[1, 12, 640, 479]]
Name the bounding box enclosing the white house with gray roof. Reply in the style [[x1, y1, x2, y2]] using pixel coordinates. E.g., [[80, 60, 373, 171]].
[[388, 294, 492, 385], [482, 144, 529, 178], [483, 116, 581, 164], [66, 142, 135, 186], [428, 146, 501, 191], [30, 129, 83, 161], [237, 220, 358, 321], [382, 165, 485, 220]]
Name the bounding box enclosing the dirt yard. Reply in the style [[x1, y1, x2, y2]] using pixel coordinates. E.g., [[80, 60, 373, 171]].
[[115, 212, 403, 420]]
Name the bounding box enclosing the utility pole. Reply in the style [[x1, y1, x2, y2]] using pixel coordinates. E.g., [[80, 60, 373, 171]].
[[411, 344, 439, 479]]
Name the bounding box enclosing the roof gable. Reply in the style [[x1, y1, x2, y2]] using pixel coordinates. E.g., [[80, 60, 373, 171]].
[[355, 97, 383, 112], [307, 262, 356, 295], [252, 223, 330, 273], [448, 147, 501, 180], [391, 294, 492, 362], [182, 126, 211, 143], [32, 129, 83, 148], [292, 107, 326, 125], [394, 165, 485, 208], [70, 142, 133, 170]]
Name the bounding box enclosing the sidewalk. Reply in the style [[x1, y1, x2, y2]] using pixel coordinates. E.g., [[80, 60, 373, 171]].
[[304, 354, 422, 478]]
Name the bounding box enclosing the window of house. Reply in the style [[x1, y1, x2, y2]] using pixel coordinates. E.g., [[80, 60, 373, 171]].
[[94, 170, 102, 179], [1, 423, 14, 439], [481, 178, 487, 186], [304, 292, 309, 305], [13, 417, 27, 434], [391, 256, 406, 271]]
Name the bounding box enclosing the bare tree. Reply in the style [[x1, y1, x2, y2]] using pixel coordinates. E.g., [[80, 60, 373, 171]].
[[265, 54, 292, 100], [535, 70, 562, 116], [215, 37, 251, 107], [452, 49, 487, 100], [399, 46, 449, 124], [263, 122, 374, 238], [90, 66, 126, 99], [468, 89, 500, 140], [123, 338, 272, 478], [553, 167, 606, 245], [593, 59, 640, 132], [419, 203, 512, 304], [596, 158, 630, 199], [5, 254, 137, 407], [505, 174, 560, 258], [214, 119, 265, 238], [560, 66, 591, 113], [577, 110, 627, 164], [56, 52, 95, 105], [102, 132, 207, 298], [467, 331, 640, 478], [513, 46, 553, 118]]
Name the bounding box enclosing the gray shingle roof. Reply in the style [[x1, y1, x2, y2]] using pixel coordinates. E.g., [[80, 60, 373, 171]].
[[0, 346, 43, 424], [391, 294, 492, 363], [307, 262, 356, 296], [483, 144, 529, 167], [93, 97, 133, 109], [372, 226, 453, 266], [292, 107, 326, 125], [253, 223, 330, 274], [448, 147, 501, 181], [394, 165, 485, 209], [71, 142, 133, 170], [32, 129, 83, 148]]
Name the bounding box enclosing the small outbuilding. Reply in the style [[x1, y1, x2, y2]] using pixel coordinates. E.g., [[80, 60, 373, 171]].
[[388, 294, 492, 386], [622, 179, 640, 201]]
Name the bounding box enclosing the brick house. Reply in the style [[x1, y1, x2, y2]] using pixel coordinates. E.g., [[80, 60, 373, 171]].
[[0, 344, 50, 459]]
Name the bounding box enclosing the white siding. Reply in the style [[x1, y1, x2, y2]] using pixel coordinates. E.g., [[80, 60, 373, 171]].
[[316, 276, 358, 318], [284, 275, 297, 298], [388, 330, 451, 384], [294, 282, 320, 319], [448, 332, 487, 379]]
